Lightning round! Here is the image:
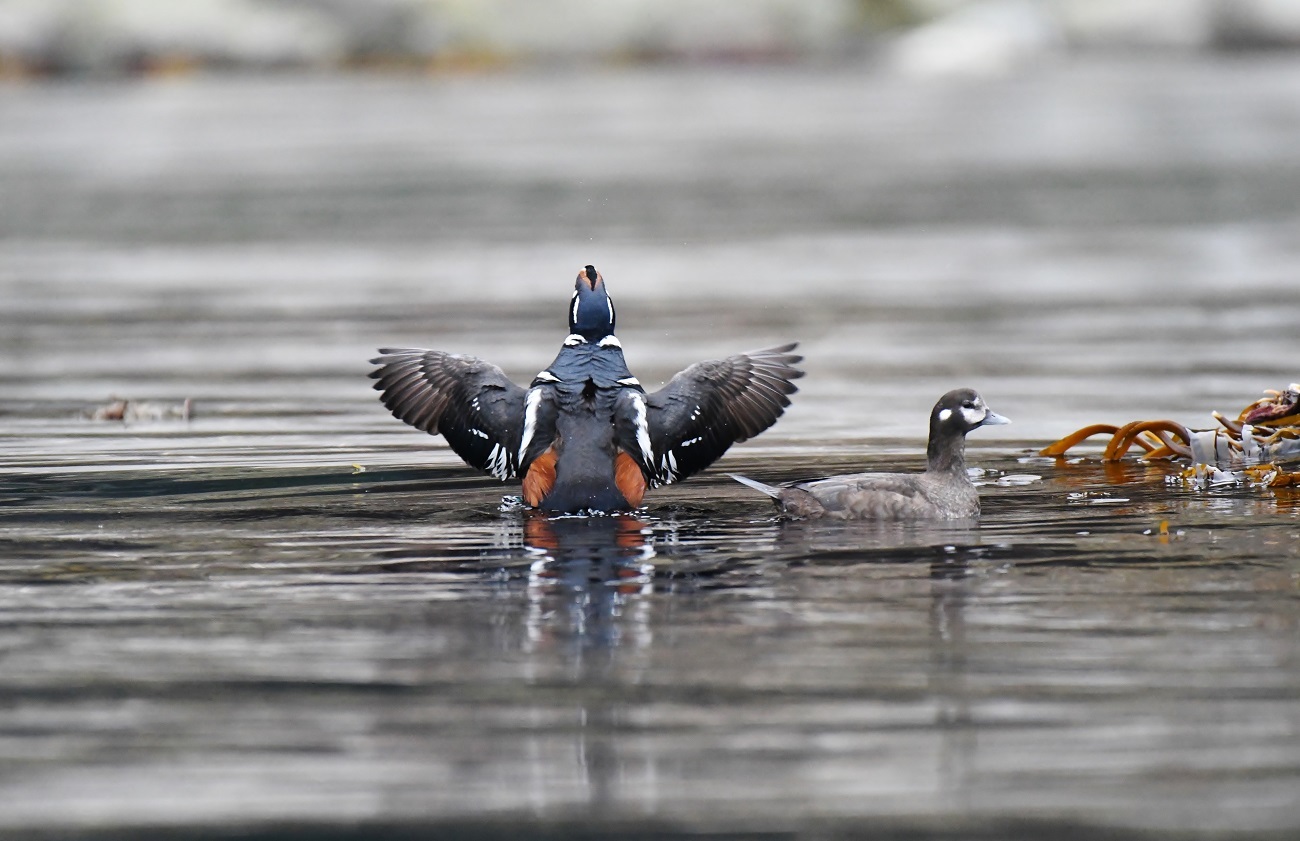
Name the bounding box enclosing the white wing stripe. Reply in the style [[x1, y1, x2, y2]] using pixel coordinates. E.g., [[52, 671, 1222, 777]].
[[487, 443, 510, 480], [657, 449, 679, 485]]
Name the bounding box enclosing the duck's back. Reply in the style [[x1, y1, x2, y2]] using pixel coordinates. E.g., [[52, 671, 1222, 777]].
[[783, 471, 978, 520], [538, 382, 637, 513]]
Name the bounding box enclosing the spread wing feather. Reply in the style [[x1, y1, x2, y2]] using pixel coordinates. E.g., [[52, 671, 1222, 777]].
[[616, 343, 803, 486], [370, 348, 535, 480]]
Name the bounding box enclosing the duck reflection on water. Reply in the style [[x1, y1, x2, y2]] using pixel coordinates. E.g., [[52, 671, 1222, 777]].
[[518, 512, 659, 812], [521, 511, 656, 653]]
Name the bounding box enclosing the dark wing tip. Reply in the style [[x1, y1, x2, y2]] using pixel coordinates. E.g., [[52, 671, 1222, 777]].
[[748, 343, 804, 373], [369, 347, 529, 479]]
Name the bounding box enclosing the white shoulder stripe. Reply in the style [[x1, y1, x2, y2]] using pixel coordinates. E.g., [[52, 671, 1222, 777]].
[[598, 335, 622, 348], [563, 334, 587, 347], [535, 370, 561, 383], [630, 392, 654, 469], [616, 376, 640, 387], [518, 387, 544, 463]]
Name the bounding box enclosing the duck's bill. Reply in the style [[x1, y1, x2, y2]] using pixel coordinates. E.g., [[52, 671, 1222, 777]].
[[982, 411, 1011, 426]]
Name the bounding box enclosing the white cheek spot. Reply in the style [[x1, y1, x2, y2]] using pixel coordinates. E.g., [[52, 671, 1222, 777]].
[[938, 408, 953, 422]]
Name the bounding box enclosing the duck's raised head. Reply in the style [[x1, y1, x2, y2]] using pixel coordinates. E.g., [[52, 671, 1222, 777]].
[[927, 388, 1009, 472], [568, 265, 615, 341]]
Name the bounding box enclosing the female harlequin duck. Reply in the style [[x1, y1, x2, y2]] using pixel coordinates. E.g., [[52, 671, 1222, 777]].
[[371, 265, 803, 513], [732, 389, 1009, 520]]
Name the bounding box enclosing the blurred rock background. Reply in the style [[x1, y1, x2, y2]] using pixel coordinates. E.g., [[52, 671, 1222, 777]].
[[2, 0, 1300, 78]]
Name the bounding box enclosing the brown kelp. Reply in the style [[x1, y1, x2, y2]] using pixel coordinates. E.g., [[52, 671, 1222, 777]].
[[1041, 384, 1300, 488]]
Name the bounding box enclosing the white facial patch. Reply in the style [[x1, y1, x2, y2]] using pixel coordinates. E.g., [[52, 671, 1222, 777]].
[[938, 408, 953, 422], [960, 405, 984, 426]]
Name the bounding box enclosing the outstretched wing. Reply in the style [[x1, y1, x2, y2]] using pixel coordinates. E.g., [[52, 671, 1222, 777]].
[[616, 343, 803, 486], [370, 348, 537, 480]]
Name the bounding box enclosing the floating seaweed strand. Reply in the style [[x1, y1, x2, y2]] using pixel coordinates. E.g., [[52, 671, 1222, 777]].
[[1041, 383, 1300, 488]]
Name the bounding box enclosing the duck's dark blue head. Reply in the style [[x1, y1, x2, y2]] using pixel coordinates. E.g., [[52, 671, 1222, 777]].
[[569, 265, 615, 341]]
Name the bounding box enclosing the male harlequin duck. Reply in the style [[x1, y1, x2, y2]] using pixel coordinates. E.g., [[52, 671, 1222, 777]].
[[371, 265, 803, 513], [732, 388, 1009, 520]]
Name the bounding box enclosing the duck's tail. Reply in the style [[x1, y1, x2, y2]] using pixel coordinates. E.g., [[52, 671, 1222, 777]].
[[728, 473, 782, 499]]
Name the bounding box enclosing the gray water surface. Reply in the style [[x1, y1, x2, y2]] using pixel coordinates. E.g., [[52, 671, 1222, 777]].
[[1, 57, 1299, 839]]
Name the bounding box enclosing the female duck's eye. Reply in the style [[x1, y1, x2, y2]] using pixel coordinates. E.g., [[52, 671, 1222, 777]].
[[961, 401, 974, 409]]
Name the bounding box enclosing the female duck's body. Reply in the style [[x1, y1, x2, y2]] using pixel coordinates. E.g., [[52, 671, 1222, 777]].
[[733, 388, 1009, 520]]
